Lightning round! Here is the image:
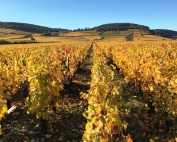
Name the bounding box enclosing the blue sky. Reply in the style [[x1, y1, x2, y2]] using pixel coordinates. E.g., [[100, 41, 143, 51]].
[[0, 0, 177, 30]]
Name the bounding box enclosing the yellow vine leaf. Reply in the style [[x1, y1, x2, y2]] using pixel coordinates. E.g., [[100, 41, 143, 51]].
[[42, 112, 49, 120], [175, 79, 177, 84], [0, 125, 2, 135], [0, 106, 7, 120], [36, 112, 42, 119], [126, 134, 133, 142], [149, 85, 153, 91], [27, 110, 30, 114]]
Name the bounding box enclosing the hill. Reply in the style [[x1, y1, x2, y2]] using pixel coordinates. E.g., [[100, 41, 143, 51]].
[[0, 28, 101, 43], [101, 30, 170, 41], [0, 22, 177, 43], [0, 22, 69, 33], [92, 23, 150, 33], [92, 23, 177, 38], [150, 29, 177, 38]]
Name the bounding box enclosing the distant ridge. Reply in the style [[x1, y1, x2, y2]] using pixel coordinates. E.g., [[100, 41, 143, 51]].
[[0, 21, 70, 33], [150, 29, 177, 38], [0, 21, 177, 38]]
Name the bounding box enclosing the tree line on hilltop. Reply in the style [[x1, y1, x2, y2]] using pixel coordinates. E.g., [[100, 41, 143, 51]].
[[92, 23, 150, 32]]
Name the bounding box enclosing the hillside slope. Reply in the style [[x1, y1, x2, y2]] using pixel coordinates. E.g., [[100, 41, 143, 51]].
[[0, 22, 176, 42], [101, 30, 171, 41], [0, 22, 69, 33], [151, 29, 177, 38]]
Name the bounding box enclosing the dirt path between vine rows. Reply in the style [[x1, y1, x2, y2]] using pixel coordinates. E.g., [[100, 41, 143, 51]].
[[0, 45, 93, 142]]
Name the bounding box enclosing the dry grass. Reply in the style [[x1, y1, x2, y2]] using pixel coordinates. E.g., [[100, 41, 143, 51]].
[[0, 28, 30, 35], [135, 34, 170, 41], [59, 30, 101, 41], [102, 30, 172, 41], [1, 30, 102, 43], [0, 28, 31, 42]]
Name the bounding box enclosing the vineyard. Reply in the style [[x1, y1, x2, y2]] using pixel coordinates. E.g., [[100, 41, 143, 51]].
[[0, 41, 177, 141]]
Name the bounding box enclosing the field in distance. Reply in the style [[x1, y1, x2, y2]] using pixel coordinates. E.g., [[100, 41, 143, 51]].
[[0, 28, 175, 43], [101, 29, 172, 41], [0, 28, 101, 43]]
